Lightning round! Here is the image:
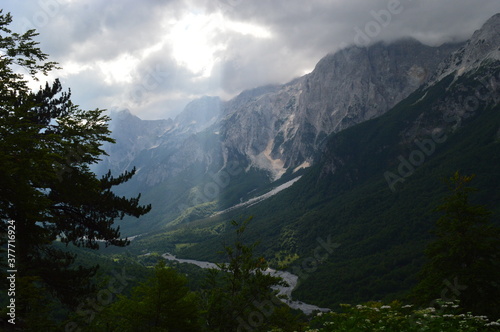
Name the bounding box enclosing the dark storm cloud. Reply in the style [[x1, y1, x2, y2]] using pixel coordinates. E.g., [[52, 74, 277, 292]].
[[221, 0, 500, 52], [15, 0, 179, 61], [2, 0, 500, 119]]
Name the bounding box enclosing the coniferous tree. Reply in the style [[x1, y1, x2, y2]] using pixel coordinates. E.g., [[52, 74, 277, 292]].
[[412, 172, 500, 319], [0, 10, 151, 325], [86, 261, 201, 332], [203, 217, 287, 332]]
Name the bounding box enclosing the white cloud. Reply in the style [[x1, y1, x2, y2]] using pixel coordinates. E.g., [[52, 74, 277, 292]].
[[226, 20, 272, 38], [97, 53, 140, 85], [168, 12, 227, 77], [3, 0, 500, 120]]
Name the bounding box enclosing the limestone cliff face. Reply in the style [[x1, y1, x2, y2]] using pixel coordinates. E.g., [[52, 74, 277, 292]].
[[101, 39, 461, 185], [315, 14, 500, 183], [278, 39, 460, 169], [171, 96, 221, 135], [400, 13, 500, 145], [100, 14, 500, 193], [219, 80, 304, 179], [219, 39, 460, 177], [432, 13, 500, 84], [95, 109, 173, 175], [95, 13, 500, 230], [97, 96, 222, 185]]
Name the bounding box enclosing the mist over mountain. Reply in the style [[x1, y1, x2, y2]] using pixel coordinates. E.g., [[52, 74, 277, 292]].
[[104, 39, 461, 180], [97, 35, 468, 233]]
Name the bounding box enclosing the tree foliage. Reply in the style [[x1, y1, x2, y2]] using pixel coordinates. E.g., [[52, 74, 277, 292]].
[[86, 261, 201, 331], [202, 217, 289, 331], [0, 9, 151, 322], [412, 172, 500, 319]]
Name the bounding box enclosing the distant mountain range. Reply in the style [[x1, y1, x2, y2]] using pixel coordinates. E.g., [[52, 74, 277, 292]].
[[96, 32, 464, 234], [100, 39, 461, 181], [98, 13, 500, 309]]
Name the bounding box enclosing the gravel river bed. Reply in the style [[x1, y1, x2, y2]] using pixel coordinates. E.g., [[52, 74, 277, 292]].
[[162, 253, 330, 315]]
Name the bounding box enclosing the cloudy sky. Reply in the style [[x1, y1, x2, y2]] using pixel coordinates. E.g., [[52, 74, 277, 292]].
[[3, 0, 500, 120]]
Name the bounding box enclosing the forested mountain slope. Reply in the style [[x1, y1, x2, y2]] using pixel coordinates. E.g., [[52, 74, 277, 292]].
[[130, 13, 500, 308]]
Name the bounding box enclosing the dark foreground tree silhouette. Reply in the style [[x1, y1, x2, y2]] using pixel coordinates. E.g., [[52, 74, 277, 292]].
[[86, 261, 201, 332], [202, 217, 302, 332], [411, 172, 500, 319], [0, 10, 150, 328]]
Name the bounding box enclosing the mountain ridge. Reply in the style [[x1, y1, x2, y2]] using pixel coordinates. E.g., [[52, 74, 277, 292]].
[[100, 13, 499, 235], [98, 12, 500, 311]]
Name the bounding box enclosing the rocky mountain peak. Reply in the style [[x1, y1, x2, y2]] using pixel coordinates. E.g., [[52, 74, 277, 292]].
[[95, 109, 173, 176], [173, 96, 222, 134], [259, 38, 461, 171], [212, 38, 462, 180], [432, 12, 500, 83]]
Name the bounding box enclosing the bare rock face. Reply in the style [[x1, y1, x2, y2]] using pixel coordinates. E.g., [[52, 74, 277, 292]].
[[95, 13, 500, 230], [97, 97, 222, 185], [96, 109, 173, 175], [398, 13, 500, 145], [100, 13, 500, 195], [220, 39, 461, 177], [219, 81, 304, 179], [432, 13, 500, 84], [101, 39, 461, 185], [172, 96, 221, 135]]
